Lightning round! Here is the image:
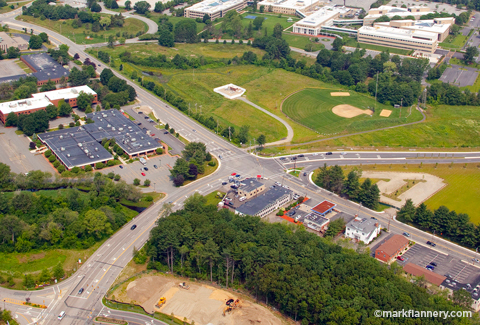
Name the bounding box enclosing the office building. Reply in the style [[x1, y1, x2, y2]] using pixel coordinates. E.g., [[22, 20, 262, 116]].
[[363, 5, 433, 26], [237, 179, 266, 199], [374, 18, 453, 42], [32, 85, 98, 107], [0, 97, 52, 124], [185, 0, 247, 21], [235, 186, 292, 218], [345, 216, 381, 244], [292, 5, 354, 35], [21, 53, 70, 86], [257, 0, 320, 16]]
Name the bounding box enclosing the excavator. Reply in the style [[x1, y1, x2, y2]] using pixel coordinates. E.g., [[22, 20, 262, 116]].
[[223, 299, 240, 316], [155, 297, 166, 308]]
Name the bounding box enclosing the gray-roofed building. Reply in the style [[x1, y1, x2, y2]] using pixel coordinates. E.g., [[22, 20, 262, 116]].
[[21, 53, 69, 86], [237, 179, 265, 199], [85, 110, 159, 157], [39, 109, 161, 170], [38, 127, 113, 170], [345, 216, 381, 244], [235, 186, 292, 218]]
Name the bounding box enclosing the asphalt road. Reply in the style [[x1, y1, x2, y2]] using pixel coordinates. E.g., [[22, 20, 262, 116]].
[[3, 10, 480, 325]]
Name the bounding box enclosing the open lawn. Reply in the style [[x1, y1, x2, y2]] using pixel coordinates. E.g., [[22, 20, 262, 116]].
[[240, 12, 298, 32], [204, 191, 224, 206], [340, 163, 480, 223], [440, 32, 471, 49], [283, 88, 423, 135], [148, 13, 206, 33], [16, 15, 147, 44], [0, 1, 31, 14], [283, 33, 324, 51]]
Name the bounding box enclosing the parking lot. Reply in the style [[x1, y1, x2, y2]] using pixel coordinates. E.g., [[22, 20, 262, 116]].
[[439, 66, 478, 87]]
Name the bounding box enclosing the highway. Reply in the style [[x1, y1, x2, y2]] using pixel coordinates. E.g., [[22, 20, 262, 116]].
[[2, 10, 480, 325]]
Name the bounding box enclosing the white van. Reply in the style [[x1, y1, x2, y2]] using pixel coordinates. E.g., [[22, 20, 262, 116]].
[[58, 311, 66, 320]]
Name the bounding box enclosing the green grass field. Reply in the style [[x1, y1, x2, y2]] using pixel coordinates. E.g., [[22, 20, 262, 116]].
[[440, 33, 469, 49], [340, 163, 480, 223], [283, 33, 324, 50], [0, 1, 31, 14], [148, 13, 206, 33], [283, 88, 423, 135], [16, 15, 147, 44]]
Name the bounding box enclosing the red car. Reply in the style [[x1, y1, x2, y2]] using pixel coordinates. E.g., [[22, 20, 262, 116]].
[[397, 256, 405, 261], [151, 134, 155, 137], [141, 172, 146, 176]]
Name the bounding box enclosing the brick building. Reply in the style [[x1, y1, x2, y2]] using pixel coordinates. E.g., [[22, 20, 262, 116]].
[[21, 53, 70, 86], [375, 234, 409, 263]]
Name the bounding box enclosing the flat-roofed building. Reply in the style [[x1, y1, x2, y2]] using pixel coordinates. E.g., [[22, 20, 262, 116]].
[[235, 186, 292, 218], [363, 5, 433, 26], [0, 32, 28, 52], [257, 0, 320, 16], [0, 97, 52, 124], [374, 18, 453, 42], [185, 0, 247, 21], [345, 216, 381, 244], [358, 25, 438, 53], [292, 6, 353, 35], [32, 85, 98, 108], [237, 179, 266, 199], [21, 53, 70, 86]]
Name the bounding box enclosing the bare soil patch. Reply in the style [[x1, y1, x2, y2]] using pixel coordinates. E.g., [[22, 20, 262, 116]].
[[380, 109, 392, 117], [330, 92, 350, 97], [16, 252, 46, 264], [122, 274, 283, 325], [332, 105, 373, 118]]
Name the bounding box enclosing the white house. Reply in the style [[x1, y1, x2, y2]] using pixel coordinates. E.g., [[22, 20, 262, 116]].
[[345, 216, 381, 244]]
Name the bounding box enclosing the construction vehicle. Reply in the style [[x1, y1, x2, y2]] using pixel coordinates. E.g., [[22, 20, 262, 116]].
[[179, 282, 190, 290], [223, 299, 240, 316], [155, 297, 166, 308]]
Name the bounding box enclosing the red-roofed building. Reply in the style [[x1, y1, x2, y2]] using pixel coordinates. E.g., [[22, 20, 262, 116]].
[[311, 200, 336, 216], [375, 234, 409, 263], [403, 263, 446, 286]]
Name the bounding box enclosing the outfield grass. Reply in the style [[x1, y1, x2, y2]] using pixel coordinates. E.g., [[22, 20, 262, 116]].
[[282, 88, 423, 135], [16, 15, 147, 44], [340, 163, 480, 223]]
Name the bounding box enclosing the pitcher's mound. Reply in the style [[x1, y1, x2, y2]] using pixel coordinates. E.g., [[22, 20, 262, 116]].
[[380, 109, 392, 117], [330, 92, 350, 97], [332, 105, 373, 118]]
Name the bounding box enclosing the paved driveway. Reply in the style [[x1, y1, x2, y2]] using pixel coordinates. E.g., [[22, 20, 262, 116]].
[[0, 127, 54, 174]]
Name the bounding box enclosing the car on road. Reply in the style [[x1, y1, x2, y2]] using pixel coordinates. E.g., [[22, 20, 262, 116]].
[[426, 241, 436, 247], [396, 256, 405, 261], [138, 111, 143, 114], [119, 165, 123, 169], [141, 172, 146, 176], [58, 311, 66, 320], [222, 182, 227, 185], [78, 288, 84, 295], [303, 172, 307, 176], [137, 122, 142, 125], [298, 154, 304, 157], [426, 265, 435, 271], [403, 232, 410, 237], [429, 262, 438, 267], [312, 153, 318, 156], [193, 129, 196, 132], [153, 165, 158, 169], [326, 152, 333, 155], [164, 131, 169, 134], [131, 224, 137, 230], [151, 134, 155, 137], [144, 116, 149, 119], [473, 258, 480, 263]]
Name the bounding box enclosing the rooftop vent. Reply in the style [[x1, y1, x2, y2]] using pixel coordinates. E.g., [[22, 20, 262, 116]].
[[95, 147, 99, 151], [59, 135, 63, 139], [60, 147, 65, 151], [96, 155, 100, 158], [89, 155, 94, 159], [67, 154, 71, 157], [84, 149, 89, 154], [119, 128, 123, 131], [78, 143, 83, 147], [107, 124, 111, 128]]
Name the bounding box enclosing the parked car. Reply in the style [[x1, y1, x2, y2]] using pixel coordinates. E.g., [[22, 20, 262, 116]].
[[403, 232, 410, 237], [119, 165, 123, 169], [445, 273, 452, 278], [164, 131, 169, 134], [144, 116, 149, 119], [138, 111, 143, 114], [235, 174, 241, 178], [239, 197, 246, 202], [222, 182, 227, 185], [131, 224, 137, 230], [137, 122, 142, 125], [396, 256, 405, 261], [426, 265, 435, 271], [151, 134, 155, 137], [429, 262, 438, 267], [141, 172, 146, 176], [326, 152, 333, 155], [154, 165, 158, 169], [298, 154, 304, 158], [144, 167, 149, 171]]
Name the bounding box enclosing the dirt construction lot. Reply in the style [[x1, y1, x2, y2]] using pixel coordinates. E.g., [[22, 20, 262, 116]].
[[332, 104, 373, 118], [117, 274, 283, 325]]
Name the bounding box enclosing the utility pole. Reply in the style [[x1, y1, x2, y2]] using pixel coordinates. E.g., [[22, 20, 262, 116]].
[[400, 98, 403, 118], [374, 72, 378, 112], [228, 126, 231, 141]]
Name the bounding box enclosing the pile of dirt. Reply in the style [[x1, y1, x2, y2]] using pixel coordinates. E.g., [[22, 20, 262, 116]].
[[124, 275, 283, 325]]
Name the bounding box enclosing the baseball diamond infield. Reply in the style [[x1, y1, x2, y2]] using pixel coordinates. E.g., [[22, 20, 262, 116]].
[[332, 105, 373, 118], [330, 92, 351, 96]]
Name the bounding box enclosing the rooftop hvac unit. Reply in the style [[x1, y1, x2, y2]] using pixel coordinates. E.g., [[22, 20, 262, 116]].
[[84, 149, 89, 154], [26, 100, 31, 105], [107, 124, 111, 128], [61, 147, 65, 151], [67, 154, 71, 157], [95, 147, 99, 151], [112, 127, 115, 131], [59, 135, 63, 139], [131, 138, 136, 142], [119, 128, 123, 131], [98, 127, 102, 130], [102, 114, 107, 118], [71, 89, 78, 94], [96, 155, 100, 158], [147, 142, 150, 145], [70, 133, 75, 137], [9, 103, 17, 108], [141, 137, 144, 140], [99, 119, 102, 122], [89, 155, 94, 159], [78, 143, 83, 147]]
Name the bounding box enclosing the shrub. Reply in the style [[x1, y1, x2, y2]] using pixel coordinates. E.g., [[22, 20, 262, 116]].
[[107, 160, 115, 166], [58, 124, 64, 129], [71, 166, 80, 173], [69, 122, 75, 127], [45, 150, 52, 158], [53, 161, 60, 168], [95, 162, 104, 169], [57, 165, 66, 173], [114, 174, 121, 181], [144, 195, 153, 202], [156, 148, 163, 155], [144, 179, 151, 186], [133, 178, 140, 186], [84, 165, 93, 172], [29, 142, 36, 149], [48, 155, 56, 163], [107, 172, 115, 179], [208, 161, 216, 167]]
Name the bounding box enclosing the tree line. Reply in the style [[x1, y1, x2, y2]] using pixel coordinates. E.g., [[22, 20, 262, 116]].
[[398, 199, 479, 248], [145, 194, 470, 324], [315, 165, 380, 210], [98, 68, 137, 108], [23, 0, 80, 20], [0, 164, 142, 255]]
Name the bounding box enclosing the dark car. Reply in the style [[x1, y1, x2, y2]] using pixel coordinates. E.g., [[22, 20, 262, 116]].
[[429, 262, 438, 267], [78, 288, 84, 295], [403, 232, 410, 237], [143, 127, 147, 130], [144, 116, 149, 119], [222, 182, 227, 185], [326, 152, 333, 155], [164, 131, 169, 134], [298, 154, 304, 158], [426, 265, 434, 271], [303, 172, 307, 176], [137, 122, 142, 125], [138, 111, 143, 114], [427, 241, 436, 247], [131, 224, 137, 230], [230, 185, 237, 189], [144, 167, 149, 171], [119, 165, 123, 169], [153, 165, 158, 169]]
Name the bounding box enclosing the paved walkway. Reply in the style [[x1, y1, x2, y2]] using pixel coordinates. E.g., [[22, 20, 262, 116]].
[[361, 171, 447, 208], [237, 97, 293, 147]]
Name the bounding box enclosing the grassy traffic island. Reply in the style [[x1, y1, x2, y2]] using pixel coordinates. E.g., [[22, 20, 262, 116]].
[[16, 14, 147, 44]]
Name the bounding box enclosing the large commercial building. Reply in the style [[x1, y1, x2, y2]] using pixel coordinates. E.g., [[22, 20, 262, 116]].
[[358, 25, 438, 53], [0, 32, 28, 52], [375, 234, 410, 263], [39, 109, 161, 170], [0, 86, 97, 124], [292, 6, 353, 35], [235, 186, 292, 218], [257, 0, 320, 16], [373, 18, 453, 42], [185, 0, 247, 21], [21, 53, 70, 86], [363, 5, 433, 26], [237, 179, 265, 199], [345, 216, 381, 244]]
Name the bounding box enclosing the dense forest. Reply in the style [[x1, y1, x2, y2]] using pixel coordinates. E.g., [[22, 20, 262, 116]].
[[0, 163, 142, 253], [397, 199, 478, 248], [146, 194, 471, 324]]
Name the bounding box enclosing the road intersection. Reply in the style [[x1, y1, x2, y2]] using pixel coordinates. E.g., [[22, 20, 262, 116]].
[[2, 11, 480, 325]]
